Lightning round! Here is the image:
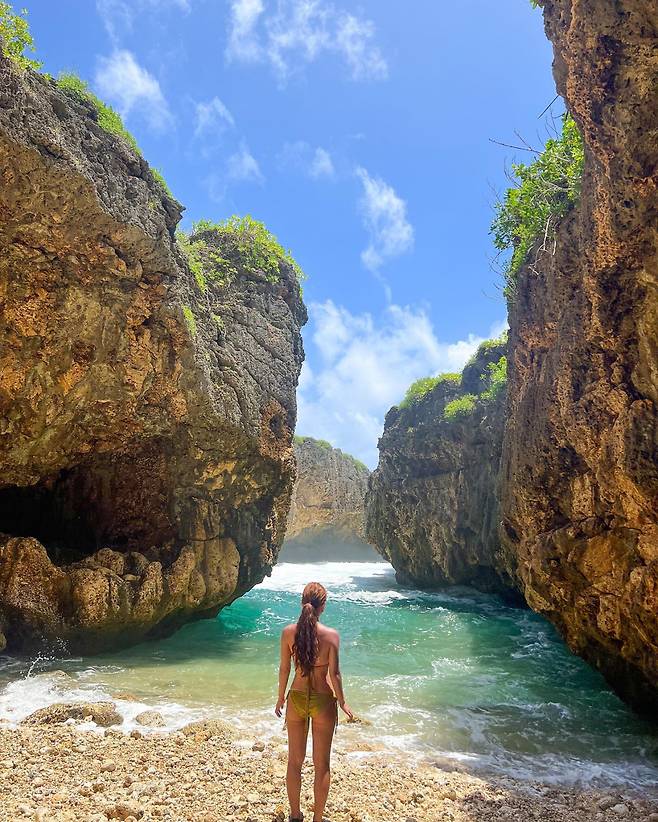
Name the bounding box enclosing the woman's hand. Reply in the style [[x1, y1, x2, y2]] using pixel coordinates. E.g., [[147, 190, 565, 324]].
[[275, 696, 285, 718], [339, 700, 354, 722]]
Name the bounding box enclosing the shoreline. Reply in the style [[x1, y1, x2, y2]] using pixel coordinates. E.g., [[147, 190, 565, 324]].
[[1, 718, 657, 822]]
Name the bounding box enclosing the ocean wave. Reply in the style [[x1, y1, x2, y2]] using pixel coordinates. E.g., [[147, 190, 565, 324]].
[[0, 668, 202, 732]]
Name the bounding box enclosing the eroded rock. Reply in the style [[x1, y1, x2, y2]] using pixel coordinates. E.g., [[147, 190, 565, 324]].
[[180, 719, 236, 742], [500, 0, 658, 712], [366, 339, 517, 597], [21, 702, 122, 727], [0, 53, 306, 653], [134, 711, 165, 728]]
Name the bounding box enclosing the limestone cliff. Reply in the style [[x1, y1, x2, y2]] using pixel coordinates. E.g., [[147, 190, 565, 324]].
[[365, 340, 516, 596], [499, 0, 658, 713], [284, 437, 374, 561], [0, 53, 306, 653]]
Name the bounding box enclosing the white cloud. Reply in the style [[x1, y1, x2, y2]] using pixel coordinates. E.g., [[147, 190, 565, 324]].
[[97, 0, 190, 43], [227, 142, 265, 183], [309, 146, 334, 178], [194, 96, 235, 137], [335, 13, 387, 80], [356, 167, 414, 271], [278, 141, 335, 178], [226, 0, 387, 83], [94, 50, 172, 131], [297, 300, 506, 468], [227, 0, 265, 62]]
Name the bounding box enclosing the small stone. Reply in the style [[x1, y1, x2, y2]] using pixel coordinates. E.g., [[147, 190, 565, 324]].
[[246, 792, 260, 803], [130, 729, 142, 739], [134, 710, 166, 728], [611, 805, 629, 816], [100, 758, 117, 772], [105, 802, 144, 820], [123, 775, 136, 787], [251, 740, 266, 752]]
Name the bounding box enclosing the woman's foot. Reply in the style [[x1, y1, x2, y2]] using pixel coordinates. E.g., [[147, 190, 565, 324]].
[[288, 815, 303, 822]]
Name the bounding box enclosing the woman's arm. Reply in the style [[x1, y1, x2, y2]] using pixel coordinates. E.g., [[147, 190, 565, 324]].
[[328, 635, 354, 720], [275, 628, 292, 717]]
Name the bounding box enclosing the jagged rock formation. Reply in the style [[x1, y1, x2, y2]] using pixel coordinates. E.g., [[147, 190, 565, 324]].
[[499, 0, 658, 713], [284, 437, 375, 561], [0, 53, 306, 653], [365, 340, 517, 596]]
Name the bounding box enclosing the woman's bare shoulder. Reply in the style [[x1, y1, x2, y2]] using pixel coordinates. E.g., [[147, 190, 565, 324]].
[[318, 624, 340, 645]]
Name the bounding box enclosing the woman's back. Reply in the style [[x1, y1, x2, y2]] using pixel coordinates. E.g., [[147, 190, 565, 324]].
[[276, 581, 353, 822], [285, 622, 337, 694]]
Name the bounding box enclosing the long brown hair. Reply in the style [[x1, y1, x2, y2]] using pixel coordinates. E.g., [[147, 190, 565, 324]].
[[292, 582, 327, 677]]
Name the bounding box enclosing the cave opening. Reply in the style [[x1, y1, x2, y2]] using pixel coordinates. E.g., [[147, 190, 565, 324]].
[[0, 445, 179, 568], [0, 470, 105, 566]]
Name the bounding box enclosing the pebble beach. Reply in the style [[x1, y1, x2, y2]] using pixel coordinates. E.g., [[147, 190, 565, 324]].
[[1, 713, 657, 822]]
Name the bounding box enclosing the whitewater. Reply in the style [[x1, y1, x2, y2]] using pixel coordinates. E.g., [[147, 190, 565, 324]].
[[0, 559, 656, 787]]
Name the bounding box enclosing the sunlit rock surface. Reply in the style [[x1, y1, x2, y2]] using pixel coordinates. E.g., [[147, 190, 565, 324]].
[[500, 0, 658, 714], [0, 53, 306, 653]]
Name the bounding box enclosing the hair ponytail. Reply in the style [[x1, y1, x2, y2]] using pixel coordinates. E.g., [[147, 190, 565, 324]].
[[292, 582, 327, 677]]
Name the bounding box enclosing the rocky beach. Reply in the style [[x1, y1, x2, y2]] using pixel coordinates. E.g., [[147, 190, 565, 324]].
[[1, 1, 657, 820], [2, 717, 658, 822]]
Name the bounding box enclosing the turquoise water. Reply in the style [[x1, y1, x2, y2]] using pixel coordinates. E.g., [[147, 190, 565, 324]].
[[1, 560, 656, 786]]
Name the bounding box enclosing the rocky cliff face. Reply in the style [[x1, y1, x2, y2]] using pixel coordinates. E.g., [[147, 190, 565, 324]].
[[499, 0, 658, 713], [284, 437, 374, 561], [365, 340, 517, 596], [0, 54, 306, 653]]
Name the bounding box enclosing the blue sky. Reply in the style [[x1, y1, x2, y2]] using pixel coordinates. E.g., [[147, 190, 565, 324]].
[[25, 0, 558, 466]]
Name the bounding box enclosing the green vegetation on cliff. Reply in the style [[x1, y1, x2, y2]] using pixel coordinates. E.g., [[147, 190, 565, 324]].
[[57, 73, 141, 154], [397, 335, 508, 423], [465, 332, 508, 366], [182, 304, 197, 336], [491, 114, 584, 294], [480, 355, 507, 401], [178, 216, 306, 291], [151, 167, 173, 198], [294, 435, 332, 449], [294, 435, 368, 472], [399, 373, 461, 409], [0, 5, 174, 196], [443, 393, 477, 420], [0, 3, 40, 70]]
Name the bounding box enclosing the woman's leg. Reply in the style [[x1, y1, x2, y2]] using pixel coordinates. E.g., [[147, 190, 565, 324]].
[[286, 702, 309, 819], [310, 703, 337, 822]]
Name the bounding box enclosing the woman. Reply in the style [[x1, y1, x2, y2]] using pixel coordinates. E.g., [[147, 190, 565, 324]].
[[275, 581, 354, 822]]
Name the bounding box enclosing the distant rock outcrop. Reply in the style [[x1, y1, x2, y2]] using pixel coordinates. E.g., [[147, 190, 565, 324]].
[[0, 52, 306, 653], [365, 339, 516, 596], [284, 437, 375, 561]]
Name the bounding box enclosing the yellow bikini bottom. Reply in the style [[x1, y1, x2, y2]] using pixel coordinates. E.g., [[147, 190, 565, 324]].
[[287, 688, 337, 722]]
